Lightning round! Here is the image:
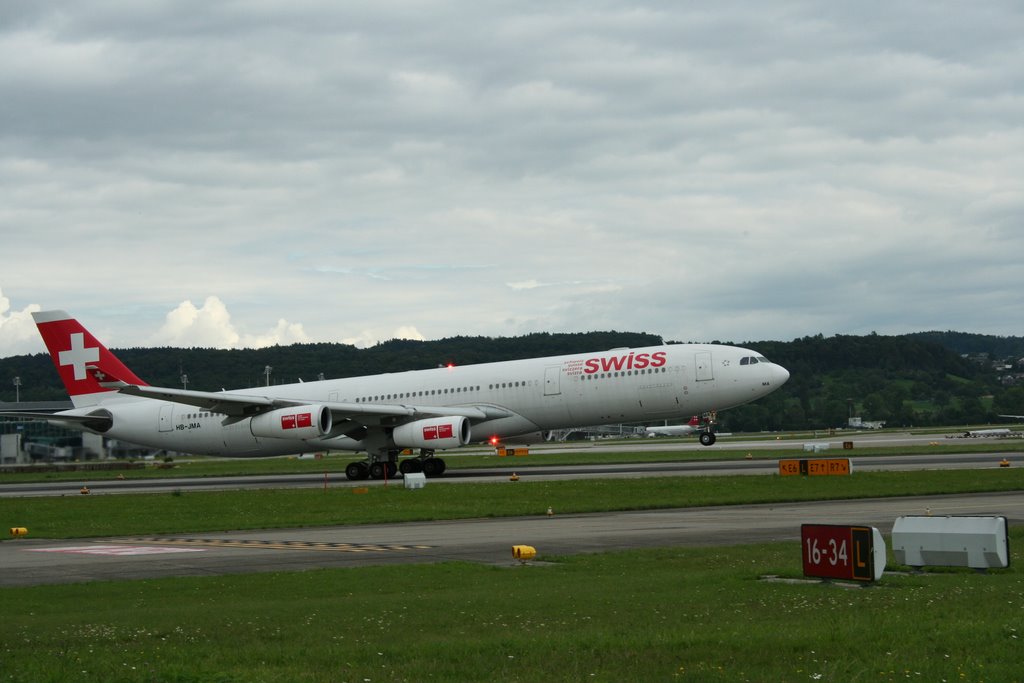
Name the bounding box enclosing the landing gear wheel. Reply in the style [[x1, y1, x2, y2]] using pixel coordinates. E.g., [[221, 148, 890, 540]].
[[400, 459, 423, 474], [422, 458, 447, 477], [369, 462, 387, 479], [345, 462, 369, 481], [699, 431, 717, 447]]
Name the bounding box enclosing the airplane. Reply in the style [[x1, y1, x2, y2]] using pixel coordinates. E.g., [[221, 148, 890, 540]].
[[645, 416, 701, 437], [963, 428, 1012, 437], [2, 310, 789, 480]]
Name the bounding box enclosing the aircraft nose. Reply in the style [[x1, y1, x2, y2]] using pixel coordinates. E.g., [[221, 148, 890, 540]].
[[775, 364, 790, 386]]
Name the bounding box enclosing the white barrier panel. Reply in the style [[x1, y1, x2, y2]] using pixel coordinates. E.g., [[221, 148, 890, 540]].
[[403, 472, 427, 490], [891, 516, 1009, 570]]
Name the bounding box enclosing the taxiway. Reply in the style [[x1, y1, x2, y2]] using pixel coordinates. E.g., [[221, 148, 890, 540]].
[[2, 432, 1021, 587], [3, 491, 1021, 587]]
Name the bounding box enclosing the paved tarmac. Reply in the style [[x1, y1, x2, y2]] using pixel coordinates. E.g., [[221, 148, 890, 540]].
[[3, 491, 1021, 587], [3, 432, 1022, 587], [3, 446, 1022, 497]]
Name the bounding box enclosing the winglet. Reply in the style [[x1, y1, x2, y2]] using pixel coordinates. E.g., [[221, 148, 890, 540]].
[[32, 310, 147, 407]]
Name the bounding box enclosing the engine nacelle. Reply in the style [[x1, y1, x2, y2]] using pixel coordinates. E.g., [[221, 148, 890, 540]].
[[493, 431, 554, 446], [393, 416, 471, 450], [250, 405, 332, 440]]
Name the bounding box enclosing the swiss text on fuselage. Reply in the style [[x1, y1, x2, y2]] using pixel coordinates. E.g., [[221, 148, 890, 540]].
[[583, 351, 667, 374]]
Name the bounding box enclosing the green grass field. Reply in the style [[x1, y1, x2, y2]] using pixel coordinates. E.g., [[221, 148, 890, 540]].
[[2, 467, 1022, 681], [3, 468, 1023, 538], [2, 536, 1021, 682]]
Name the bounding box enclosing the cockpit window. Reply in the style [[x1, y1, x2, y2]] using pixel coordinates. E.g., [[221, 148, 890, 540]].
[[741, 355, 772, 365], [757, 356, 770, 363]]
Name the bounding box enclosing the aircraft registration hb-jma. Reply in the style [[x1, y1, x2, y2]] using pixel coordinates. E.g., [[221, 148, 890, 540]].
[[4, 311, 789, 480]]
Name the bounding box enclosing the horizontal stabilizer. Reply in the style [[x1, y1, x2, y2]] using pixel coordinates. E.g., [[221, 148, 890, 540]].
[[0, 409, 113, 432]]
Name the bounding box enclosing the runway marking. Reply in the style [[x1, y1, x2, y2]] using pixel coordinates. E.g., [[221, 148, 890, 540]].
[[27, 544, 206, 556], [121, 537, 434, 553]]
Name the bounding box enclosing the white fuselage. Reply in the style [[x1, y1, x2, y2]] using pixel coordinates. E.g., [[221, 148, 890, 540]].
[[81, 343, 788, 457]]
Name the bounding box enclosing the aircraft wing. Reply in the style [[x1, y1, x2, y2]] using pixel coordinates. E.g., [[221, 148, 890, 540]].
[[120, 385, 282, 416], [0, 410, 92, 423], [0, 409, 114, 432], [117, 385, 510, 424]]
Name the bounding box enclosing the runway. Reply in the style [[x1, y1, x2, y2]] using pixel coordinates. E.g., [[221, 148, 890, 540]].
[[2, 432, 1022, 587], [2, 449, 1021, 497], [3, 491, 1022, 587], [2, 430, 1024, 493]]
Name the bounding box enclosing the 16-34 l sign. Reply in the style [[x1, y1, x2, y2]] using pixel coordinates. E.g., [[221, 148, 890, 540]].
[[801, 524, 886, 582]]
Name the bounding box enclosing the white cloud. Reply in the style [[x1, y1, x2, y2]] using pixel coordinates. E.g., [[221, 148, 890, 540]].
[[0, 1, 1022, 356], [152, 297, 310, 349], [342, 326, 426, 349], [506, 279, 542, 291], [243, 319, 311, 349], [153, 298, 239, 348], [0, 29, 121, 88], [505, 279, 622, 293], [0, 288, 41, 356]]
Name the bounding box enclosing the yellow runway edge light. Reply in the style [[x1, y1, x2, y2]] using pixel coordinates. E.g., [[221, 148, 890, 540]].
[[512, 545, 537, 561]]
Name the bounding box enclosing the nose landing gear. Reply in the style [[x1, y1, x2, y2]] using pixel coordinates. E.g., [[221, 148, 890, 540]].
[[698, 411, 718, 446]]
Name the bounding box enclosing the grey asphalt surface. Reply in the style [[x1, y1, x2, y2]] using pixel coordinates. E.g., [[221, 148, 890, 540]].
[[3, 430, 1022, 497], [3, 491, 1022, 587], [2, 432, 1022, 587]]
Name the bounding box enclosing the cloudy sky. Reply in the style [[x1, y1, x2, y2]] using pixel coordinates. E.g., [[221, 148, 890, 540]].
[[1, 1, 1022, 357]]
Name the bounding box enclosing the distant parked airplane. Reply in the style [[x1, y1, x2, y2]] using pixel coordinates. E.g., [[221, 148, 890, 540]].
[[2, 310, 789, 479], [645, 415, 701, 437], [964, 428, 1012, 437]]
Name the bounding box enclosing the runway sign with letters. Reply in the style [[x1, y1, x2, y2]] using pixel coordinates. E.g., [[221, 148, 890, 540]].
[[801, 524, 885, 582], [780, 458, 851, 476]]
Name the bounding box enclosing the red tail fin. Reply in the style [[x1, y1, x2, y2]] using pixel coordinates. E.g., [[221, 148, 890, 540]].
[[33, 310, 147, 406]]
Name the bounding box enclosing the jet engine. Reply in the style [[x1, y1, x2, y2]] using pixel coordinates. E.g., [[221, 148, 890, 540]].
[[250, 405, 332, 440], [494, 431, 554, 446], [392, 416, 471, 450]]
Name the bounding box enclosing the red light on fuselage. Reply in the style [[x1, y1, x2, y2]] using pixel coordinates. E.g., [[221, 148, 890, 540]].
[[489, 435, 500, 446]]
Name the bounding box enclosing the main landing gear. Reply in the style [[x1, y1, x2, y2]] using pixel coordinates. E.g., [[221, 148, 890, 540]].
[[698, 411, 718, 447], [344, 449, 448, 481]]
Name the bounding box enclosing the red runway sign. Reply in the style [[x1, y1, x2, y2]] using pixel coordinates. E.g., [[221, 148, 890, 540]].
[[801, 524, 878, 582]]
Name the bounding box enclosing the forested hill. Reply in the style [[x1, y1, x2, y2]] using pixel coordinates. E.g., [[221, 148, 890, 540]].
[[905, 331, 1024, 359], [0, 331, 662, 402], [3, 330, 1023, 429], [723, 333, 1017, 432]]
